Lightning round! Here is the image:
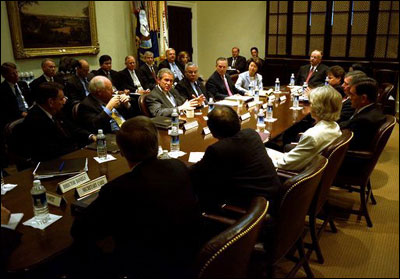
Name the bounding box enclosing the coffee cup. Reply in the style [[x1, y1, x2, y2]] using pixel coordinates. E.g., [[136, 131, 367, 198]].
[[186, 108, 194, 118]]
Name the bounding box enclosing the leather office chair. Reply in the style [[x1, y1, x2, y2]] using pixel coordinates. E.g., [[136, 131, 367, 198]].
[[373, 68, 399, 88], [138, 93, 151, 117], [377, 83, 396, 115], [196, 197, 268, 279], [265, 155, 328, 278], [71, 102, 80, 121], [333, 115, 396, 227]]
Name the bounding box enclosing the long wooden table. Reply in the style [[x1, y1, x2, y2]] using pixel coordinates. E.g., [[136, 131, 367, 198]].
[[2, 89, 310, 273]]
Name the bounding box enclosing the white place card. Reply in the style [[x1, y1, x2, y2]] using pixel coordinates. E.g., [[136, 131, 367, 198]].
[[203, 116, 208, 121], [1, 213, 23, 230], [93, 154, 116, 164], [240, 112, 251, 121], [269, 95, 276, 102], [46, 192, 66, 207], [290, 106, 303, 110], [279, 95, 287, 102], [1, 183, 17, 195], [202, 127, 211, 135], [167, 129, 183, 135], [262, 103, 268, 109], [183, 121, 199, 131], [247, 101, 257, 108], [76, 175, 107, 198], [58, 172, 90, 193]]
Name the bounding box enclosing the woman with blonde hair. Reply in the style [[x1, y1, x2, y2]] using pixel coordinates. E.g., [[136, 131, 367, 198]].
[[268, 85, 342, 171]]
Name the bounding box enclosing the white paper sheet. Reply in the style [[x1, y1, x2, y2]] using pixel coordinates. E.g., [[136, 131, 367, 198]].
[[1, 213, 24, 230], [188, 152, 205, 163], [23, 214, 62, 230], [168, 151, 186, 159], [94, 154, 117, 164], [1, 183, 17, 195]]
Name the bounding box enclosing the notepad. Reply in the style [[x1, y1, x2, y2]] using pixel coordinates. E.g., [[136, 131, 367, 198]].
[[33, 158, 88, 179]]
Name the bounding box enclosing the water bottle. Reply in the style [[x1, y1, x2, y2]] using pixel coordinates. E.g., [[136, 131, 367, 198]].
[[257, 108, 265, 124], [290, 73, 295, 86], [208, 98, 214, 112], [159, 150, 171, 159], [266, 100, 273, 120], [170, 126, 180, 152], [293, 93, 300, 108], [249, 81, 254, 96], [97, 129, 107, 159], [31, 180, 49, 223], [325, 76, 329, 86], [171, 108, 179, 130], [254, 81, 260, 103], [275, 78, 280, 92]]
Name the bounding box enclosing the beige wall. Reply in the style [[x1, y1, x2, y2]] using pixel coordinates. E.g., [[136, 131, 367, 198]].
[[197, 1, 266, 78], [1, 1, 136, 79]]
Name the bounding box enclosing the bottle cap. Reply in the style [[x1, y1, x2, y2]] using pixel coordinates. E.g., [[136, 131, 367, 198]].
[[98, 129, 103, 134], [33, 180, 41, 186], [275, 78, 279, 82]]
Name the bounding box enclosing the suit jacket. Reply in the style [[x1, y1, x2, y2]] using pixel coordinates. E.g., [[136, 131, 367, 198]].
[[228, 55, 247, 73], [158, 60, 184, 82], [296, 63, 329, 87], [118, 68, 146, 92], [29, 75, 64, 103], [139, 63, 159, 90], [190, 129, 281, 213], [235, 71, 263, 94], [71, 158, 200, 278], [92, 68, 123, 90], [64, 74, 94, 103], [339, 104, 386, 150], [146, 86, 186, 117], [206, 71, 241, 101], [23, 105, 90, 162], [0, 81, 29, 130], [175, 77, 209, 101], [78, 94, 134, 134], [338, 98, 355, 123], [272, 120, 342, 171]]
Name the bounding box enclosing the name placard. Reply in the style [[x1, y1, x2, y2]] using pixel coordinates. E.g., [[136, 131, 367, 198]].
[[183, 121, 199, 131], [58, 172, 90, 194], [46, 191, 66, 207], [240, 112, 251, 121], [268, 95, 276, 102], [76, 175, 107, 198], [202, 127, 211, 135], [279, 95, 287, 102], [262, 103, 268, 109], [247, 101, 257, 108]]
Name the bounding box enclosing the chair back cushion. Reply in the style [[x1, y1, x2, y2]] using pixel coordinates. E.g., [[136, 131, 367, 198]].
[[138, 93, 151, 117], [196, 197, 268, 278]]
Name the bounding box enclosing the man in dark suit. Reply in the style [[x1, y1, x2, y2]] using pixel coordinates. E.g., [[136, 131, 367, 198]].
[[71, 116, 200, 279], [139, 51, 159, 90], [29, 58, 64, 103], [175, 62, 208, 105], [23, 82, 94, 162], [145, 68, 200, 117], [190, 105, 281, 215], [78, 76, 136, 134], [0, 62, 30, 130], [118, 56, 148, 94], [296, 50, 329, 87], [339, 77, 386, 150], [91, 55, 122, 90], [64, 59, 94, 104], [227, 47, 247, 74], [158, 48, 184, 82], [206, 57, 241, 101]]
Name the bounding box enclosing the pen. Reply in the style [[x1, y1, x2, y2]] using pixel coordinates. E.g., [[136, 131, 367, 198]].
[[58, 161, 65, 172]]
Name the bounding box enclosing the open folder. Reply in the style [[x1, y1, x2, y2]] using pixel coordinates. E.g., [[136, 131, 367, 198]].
[[33, 157, 88, 179]]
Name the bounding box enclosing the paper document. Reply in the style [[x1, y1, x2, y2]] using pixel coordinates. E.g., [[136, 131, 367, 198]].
[[94, 154, 116, 164], [188, 152, 205, 163], [23, 214, 62, 230], [1, 213, 24, 230], [266, 148, 284, 162], [1, 183, 17, 195]]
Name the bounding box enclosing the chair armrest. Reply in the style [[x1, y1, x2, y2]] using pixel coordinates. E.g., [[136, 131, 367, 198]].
[[346, 150, 373, 159], [201, 212, 236, 226], [277, 168, 299, 179], [221, 204, 247, 215]]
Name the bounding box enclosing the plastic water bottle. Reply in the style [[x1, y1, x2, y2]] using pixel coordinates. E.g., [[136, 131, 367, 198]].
[[290, 73, 295, 86], [171, 108, 179, 130], [257, 108, 265, 125], [266, 100, 273, 120], [97, 129, 107, 159], [208, 98, 214, 112], [170, 126, 180, 152], [254, 83, 260, 103], [325, 76, 329, 86], [293, 93, 300, 108], [302, 82, 308, 94], [249, 82, 255, 96], [275, 78, 280, 92], [31, 180, 49, 223]]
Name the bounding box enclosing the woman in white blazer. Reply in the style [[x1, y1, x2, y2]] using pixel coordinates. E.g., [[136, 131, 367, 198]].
[[235, 58, 263, 95], [268, 85, 343, 171]]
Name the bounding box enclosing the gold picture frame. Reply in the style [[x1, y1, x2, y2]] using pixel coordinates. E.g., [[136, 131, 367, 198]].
[[7, 1, 99, 59]]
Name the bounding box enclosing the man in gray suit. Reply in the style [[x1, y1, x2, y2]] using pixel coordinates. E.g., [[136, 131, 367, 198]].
[[145, 68, 200, 117]]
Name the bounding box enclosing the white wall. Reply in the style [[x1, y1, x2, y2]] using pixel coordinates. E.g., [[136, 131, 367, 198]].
[[1, 1, 136, 78], [196, 1, 266, 78]]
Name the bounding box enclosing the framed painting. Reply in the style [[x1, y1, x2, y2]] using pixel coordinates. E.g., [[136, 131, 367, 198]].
[[7, 1, 99, 59]]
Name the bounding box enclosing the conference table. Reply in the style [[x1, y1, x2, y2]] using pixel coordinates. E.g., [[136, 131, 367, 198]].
[[2, 87, 310, 274]]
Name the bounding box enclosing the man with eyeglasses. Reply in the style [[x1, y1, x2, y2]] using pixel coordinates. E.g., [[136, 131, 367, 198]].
[[296, 50, 329, 87], [24, 82, 95, 162]]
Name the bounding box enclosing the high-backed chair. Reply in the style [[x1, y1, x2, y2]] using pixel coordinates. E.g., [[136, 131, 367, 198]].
[[373, 68, 399, 88], [377, 83, 396, 115], [138, 93, 151, 117], [264, 155, 328, 278], [71, 102, 80, 121], [333, 115, 396, 227], [196, 197, 269, 279]]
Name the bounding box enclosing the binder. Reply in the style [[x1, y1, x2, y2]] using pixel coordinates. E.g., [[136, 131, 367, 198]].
[[33, 157, 88, 179]]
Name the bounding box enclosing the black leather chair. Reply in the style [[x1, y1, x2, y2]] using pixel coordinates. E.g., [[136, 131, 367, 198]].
[[138, 93, 151, 117], [333, 115, 396, 227], [377, 83, 396, 115], [196, 197, 269, 278]]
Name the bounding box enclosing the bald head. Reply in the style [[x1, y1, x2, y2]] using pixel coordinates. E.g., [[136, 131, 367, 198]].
[[76, 59, 89, 78], [310, 50, 322, 67], [89, 76, 113, 103]]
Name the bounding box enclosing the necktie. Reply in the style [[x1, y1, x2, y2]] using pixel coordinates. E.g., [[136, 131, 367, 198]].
[[150, 66, 157, 81], [111, 110, 125, 127], [53, 118, 69, 138], [50, 77, 54, 82], [193, 82, 200, 97], [107, 71, 112, 82], [14, 84, 27, 112], [232, 58, 236, 68], [82, 78, 89, 96], [305, 67, 314, 83], [223, 76, 233, 96], [172, 63, 183, 80]]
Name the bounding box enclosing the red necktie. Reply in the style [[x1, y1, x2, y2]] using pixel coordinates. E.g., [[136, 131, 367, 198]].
[[305, 67, 314, 83]]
